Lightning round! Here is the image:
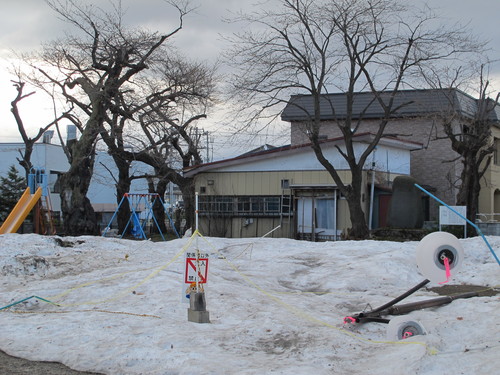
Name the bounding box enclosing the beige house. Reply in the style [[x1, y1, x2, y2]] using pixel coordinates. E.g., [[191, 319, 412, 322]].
[[184, 133, 421, 240], [185, 88, 500, 240], [283, 88, 500, 224], [481, 126, 500, 221]]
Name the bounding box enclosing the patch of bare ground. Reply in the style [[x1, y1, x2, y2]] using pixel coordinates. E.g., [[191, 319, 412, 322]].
[[0, 350, 104, 375]]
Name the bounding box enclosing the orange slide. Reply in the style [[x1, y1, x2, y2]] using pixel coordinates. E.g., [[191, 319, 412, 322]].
[[0, 187, 43, 234]]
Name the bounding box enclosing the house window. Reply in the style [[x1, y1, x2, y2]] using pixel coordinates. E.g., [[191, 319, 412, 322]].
[[495, 138, 500, 166], [199, 196, 234, 214], [238, 197, 251, 212], [49, 171, 62, 193], [267, 197, 280, 212], [460, 124, 470, 142], [198, 196, 282, 216]]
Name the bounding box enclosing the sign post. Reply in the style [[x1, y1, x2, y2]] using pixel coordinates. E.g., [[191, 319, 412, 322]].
[[185, 192, 210, 323]]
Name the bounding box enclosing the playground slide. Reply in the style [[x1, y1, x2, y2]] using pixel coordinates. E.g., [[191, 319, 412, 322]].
[[0, 187, 42, 234]]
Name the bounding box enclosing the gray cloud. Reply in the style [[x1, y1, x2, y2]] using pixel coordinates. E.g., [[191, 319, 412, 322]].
[[0, 0, 499, 146], [1, 1, 499, 67]]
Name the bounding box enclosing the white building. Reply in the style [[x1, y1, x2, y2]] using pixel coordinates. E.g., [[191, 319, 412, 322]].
[[185, 133, 421, 240], [0, 141, 69, 213], [0, 139, 155, 230]]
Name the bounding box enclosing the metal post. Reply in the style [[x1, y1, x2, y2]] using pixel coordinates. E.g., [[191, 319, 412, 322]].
[[195, 192, 199, 292], [206, 131, 210, 162], [369, 148, 377, 231], [334, 190, 338, 241], [195, 192, 199, 232]]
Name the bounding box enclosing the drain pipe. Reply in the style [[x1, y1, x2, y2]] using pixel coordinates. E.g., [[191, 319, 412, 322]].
[[368, 148, 377, 231]]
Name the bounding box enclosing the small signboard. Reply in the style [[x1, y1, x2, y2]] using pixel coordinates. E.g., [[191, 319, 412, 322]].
[[439, 206, 467, 237], [184, 256, 209, 284], [440, 206, 466, 225], [183, 250, 210, 303]]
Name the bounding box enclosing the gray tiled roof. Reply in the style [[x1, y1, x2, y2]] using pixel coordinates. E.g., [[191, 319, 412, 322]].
[[281, 88, 499, 122]]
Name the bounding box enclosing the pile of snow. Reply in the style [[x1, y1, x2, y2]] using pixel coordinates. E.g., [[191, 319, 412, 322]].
[[0, 233, 498, 374]]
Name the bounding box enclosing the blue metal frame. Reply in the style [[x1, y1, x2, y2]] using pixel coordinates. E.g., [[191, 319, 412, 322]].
[[28, 167, 49, 196], [415, 183, 500, 266], [102, 193, 179, 240]]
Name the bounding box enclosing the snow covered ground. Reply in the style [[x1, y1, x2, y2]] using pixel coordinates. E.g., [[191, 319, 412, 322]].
[[0, 232, 498, 375]]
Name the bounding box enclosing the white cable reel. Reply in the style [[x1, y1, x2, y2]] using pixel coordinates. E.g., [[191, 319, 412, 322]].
[[415, 231, 464, 284], [387, 316, 426, 341]]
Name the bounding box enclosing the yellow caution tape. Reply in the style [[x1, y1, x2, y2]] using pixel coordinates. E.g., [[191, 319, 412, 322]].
[[46, 234, 199, 307], [194, 230, 437, 354], [8, 309, 161, 319]]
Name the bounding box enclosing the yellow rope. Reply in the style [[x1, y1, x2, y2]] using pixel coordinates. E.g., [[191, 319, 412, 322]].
[[194, 231, 437, 354], [8, 309, 161, 319], [270, 285, 500, 297], [11, 230, 494, 354], [46, 234, 198, 307]]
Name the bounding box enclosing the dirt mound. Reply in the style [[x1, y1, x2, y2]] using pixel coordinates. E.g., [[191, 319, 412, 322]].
[[0, 350, 104, 375]]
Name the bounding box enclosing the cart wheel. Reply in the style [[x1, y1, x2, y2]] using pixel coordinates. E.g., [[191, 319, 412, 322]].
[[387, 316, 426, 341], [415, 231, 464, 283]]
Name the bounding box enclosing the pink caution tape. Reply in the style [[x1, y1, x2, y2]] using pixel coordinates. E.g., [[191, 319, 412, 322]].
[[438, 257, 451, 285], [403, 331, 414, 339], [343, 316, 356, 324]]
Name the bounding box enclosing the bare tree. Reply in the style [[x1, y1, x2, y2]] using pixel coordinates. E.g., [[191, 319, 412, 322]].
[[438, 68, 499, 227], [10, 80, 70, 180], [21, 0, 190, 235], [226, 0, 481, 239], [123, 58, 216, 233], [94, 53, 215, 234]]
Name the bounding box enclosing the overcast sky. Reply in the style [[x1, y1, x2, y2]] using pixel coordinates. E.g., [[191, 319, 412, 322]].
[[1, 0, 499, 157]]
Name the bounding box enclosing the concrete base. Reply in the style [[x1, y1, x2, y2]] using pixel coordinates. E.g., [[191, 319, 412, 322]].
[[187, 308, 210, 323], [187, 292, 210, 323]]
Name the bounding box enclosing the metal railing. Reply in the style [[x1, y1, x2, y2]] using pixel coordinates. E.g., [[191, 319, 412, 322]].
[[476, 213, 500, 223]]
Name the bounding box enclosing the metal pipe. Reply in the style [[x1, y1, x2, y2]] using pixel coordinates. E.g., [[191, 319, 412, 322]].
[[370, 279, 430, 314], [415, 183, 500, 266], [385, 291, 478, 316]]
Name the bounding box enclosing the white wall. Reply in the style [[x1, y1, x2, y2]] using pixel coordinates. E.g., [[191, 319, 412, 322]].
[[88, 152, 152, 205], [0, 143, 153, 213], [0, 143, 70, 212], [213, 142, 411, 175]]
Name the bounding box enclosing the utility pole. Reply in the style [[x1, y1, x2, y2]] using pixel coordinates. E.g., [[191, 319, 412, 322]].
[[193, 127, 212, 163], [205, 130, 209, 162]]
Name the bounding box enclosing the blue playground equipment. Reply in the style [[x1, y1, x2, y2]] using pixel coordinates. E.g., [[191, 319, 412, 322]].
[[28, 167, 56, 235], [102, 193, 179, 240], [28, 167, 49, 197]]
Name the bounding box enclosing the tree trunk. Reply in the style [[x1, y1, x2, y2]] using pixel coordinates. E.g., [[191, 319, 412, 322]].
[[181, 180, 195, 233], [173, 176, 195, 234], [18, 146, 34, 182], [59, 139, 99, 235], [59, 106, 102, 236], [346, 197, 369, 239], [147, 177, 168, 234], [154, 178, 168, 233], [345, 168, 370, 239], [456, 154, 481, 234], [114, 157, 132, 234]]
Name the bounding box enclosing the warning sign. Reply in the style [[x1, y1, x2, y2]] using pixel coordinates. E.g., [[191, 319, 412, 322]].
[[184, 256, 209, 284]]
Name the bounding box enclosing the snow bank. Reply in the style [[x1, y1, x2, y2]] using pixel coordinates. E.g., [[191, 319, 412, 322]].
[[0, 233, 498, 374]]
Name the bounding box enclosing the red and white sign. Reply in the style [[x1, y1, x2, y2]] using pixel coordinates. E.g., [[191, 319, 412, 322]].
[[184, 256, 209, 284]]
